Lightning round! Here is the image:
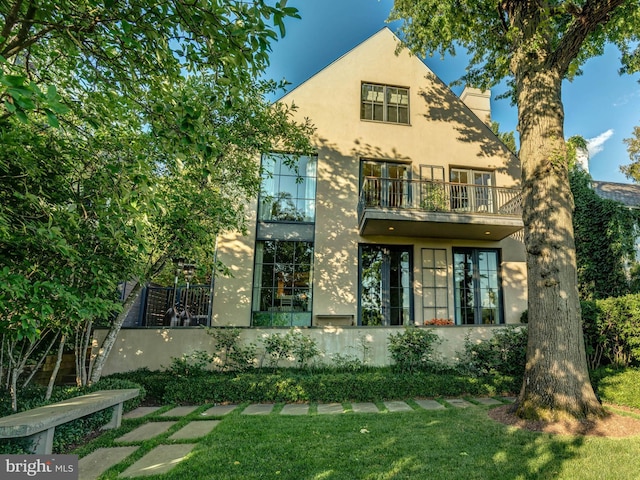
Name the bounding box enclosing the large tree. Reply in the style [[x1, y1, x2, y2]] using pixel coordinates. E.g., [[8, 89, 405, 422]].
[[390, 1, 640, 420]]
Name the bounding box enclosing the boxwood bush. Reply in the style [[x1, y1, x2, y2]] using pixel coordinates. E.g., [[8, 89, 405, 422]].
[[107, 367, 520, 405]]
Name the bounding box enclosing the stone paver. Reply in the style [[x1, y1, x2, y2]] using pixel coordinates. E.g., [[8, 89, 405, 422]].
[[317, 403, 345, 415], [444, 398, 473, 408], [200, 404, 238, 417], [169, 420, 220, 440], [124, 406, 161, 419], [160, 406, 199, 417], [351, 402, 380, 413], [79, 447, 137, 480], [384, 401, 414, 413], [414, 399, 445, 410], [280, 404, 310, 416], [241, 403, 275, 415], [501, 396, 517, 403], [115, 421, 176, 443], [473, 397, 502, 406], [119, 444, 196, 478]]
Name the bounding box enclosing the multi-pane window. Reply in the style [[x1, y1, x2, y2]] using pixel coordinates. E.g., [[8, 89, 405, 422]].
[[359, 245, 412, 326], [361, 83, 409, 124], [420, 165, 447, 211], [252, 241, 313, 327], [259, 153, 317, 222], [253, 153, 316, 327], [420, 165, 445, 182], [450, 168, 494, 213], [361, 160, 411, 208], [422, 249, 449, 323], [453, 248, 503, 325]]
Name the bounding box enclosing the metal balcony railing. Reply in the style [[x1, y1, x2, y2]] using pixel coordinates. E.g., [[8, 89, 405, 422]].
[[140, 285, 211, 327], [358, 177, 522, 217]]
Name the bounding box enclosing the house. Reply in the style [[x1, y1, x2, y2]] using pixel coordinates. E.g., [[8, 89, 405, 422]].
[[592, 181, 640, 208], [592, 180, 640, 265], [97, 27, 528, 374]]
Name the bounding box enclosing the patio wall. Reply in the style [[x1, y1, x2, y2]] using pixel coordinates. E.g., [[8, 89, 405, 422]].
[[93, 325, 522, 376]]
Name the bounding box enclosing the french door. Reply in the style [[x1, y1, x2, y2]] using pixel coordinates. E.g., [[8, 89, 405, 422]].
[[361, 160, 411, 208], [450, 168, 494, 212], [453, 248, 503, 324], [359, 245, 413, 326]]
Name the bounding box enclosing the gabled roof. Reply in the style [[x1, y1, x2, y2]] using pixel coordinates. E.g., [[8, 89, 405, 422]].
[[592, 181, 640, 208], [278, 27, 442, 102]]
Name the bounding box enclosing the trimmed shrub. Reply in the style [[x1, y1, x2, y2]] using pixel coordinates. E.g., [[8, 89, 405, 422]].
[[158, 368, 519, 404], [582, 294, 640, 368], [206, 327, 257, 371], [167, 350, 214, 377], [387, 326, 442, 373], [108, 368, 166, 402], [459, 326, 527, 377]]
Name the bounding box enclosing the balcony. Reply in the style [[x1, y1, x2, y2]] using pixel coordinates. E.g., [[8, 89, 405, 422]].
[[358, 177, 523, 240]]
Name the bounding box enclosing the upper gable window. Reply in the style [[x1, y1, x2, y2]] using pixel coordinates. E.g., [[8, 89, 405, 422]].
[[361, 83, 409, 124]]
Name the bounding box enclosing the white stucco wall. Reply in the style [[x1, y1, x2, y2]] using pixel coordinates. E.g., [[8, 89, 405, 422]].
[[94, 325, 522, 376]]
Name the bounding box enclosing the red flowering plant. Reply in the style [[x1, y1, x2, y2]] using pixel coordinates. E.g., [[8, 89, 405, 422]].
[[424, 318, 454, 326]]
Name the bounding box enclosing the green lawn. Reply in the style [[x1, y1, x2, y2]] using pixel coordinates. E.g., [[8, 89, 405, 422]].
[[75, 402, 640, 480]]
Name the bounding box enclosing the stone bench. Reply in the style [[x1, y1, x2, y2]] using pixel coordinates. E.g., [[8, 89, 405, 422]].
[[0, 388, 139, 454]]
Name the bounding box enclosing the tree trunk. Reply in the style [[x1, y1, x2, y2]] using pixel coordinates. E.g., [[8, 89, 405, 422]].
[[46, 335, 66, 400], [75, 320, 92, 387], [90, 255, 168, 383], [10, 366, 19, 412], [515, 64, 603, 420], [89, 281, 143, 384]]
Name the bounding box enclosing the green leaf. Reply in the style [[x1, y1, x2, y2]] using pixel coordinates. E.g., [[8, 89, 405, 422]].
[[45, 109, 60, 128], [46, 84, 58, 101], [0, 75, 25, 87], [15, 109, 28, 123]]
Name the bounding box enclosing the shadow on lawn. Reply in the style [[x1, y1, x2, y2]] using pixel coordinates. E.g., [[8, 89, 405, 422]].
[[155, 406, 591, 480]]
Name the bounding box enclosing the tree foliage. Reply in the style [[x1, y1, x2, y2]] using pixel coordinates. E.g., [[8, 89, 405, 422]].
[[390, 0, 640, 420], [1, 0, 314, 408], [490, 121, 517, 153], [390, 1, 640, 93], [1, 0, 299, 122], [622, 126, 640, 181]]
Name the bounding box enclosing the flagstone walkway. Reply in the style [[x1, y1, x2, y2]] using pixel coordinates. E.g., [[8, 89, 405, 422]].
[[78, 397, 515, 480]]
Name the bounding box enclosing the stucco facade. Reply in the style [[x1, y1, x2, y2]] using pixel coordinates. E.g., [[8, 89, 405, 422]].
[[212, 28, 526, 326], [97, 28, 528, 375], [213, 27, 527, 328]]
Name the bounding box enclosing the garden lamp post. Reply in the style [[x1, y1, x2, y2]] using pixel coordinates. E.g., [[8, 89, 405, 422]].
[[181, 262, 196, 326]]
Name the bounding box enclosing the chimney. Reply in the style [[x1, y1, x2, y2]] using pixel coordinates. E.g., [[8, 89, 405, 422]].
[[576, 146, 590, 173], [460, 87, 491, 125]]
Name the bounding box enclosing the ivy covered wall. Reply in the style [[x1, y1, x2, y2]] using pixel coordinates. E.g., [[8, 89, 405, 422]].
[[571, 168, 640, 300]]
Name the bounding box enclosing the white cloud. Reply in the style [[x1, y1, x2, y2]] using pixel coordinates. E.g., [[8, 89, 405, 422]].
[[587, 129, 615, 157]]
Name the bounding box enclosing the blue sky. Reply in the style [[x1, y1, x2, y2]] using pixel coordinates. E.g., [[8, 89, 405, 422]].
[[264, 0, 640, 184]]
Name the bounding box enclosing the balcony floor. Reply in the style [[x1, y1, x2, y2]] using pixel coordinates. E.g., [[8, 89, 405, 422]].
[[359, 208, 524, 241]]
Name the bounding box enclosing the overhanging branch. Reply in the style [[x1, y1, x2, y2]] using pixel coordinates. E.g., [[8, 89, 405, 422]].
[[552, 0, 626, 74]]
